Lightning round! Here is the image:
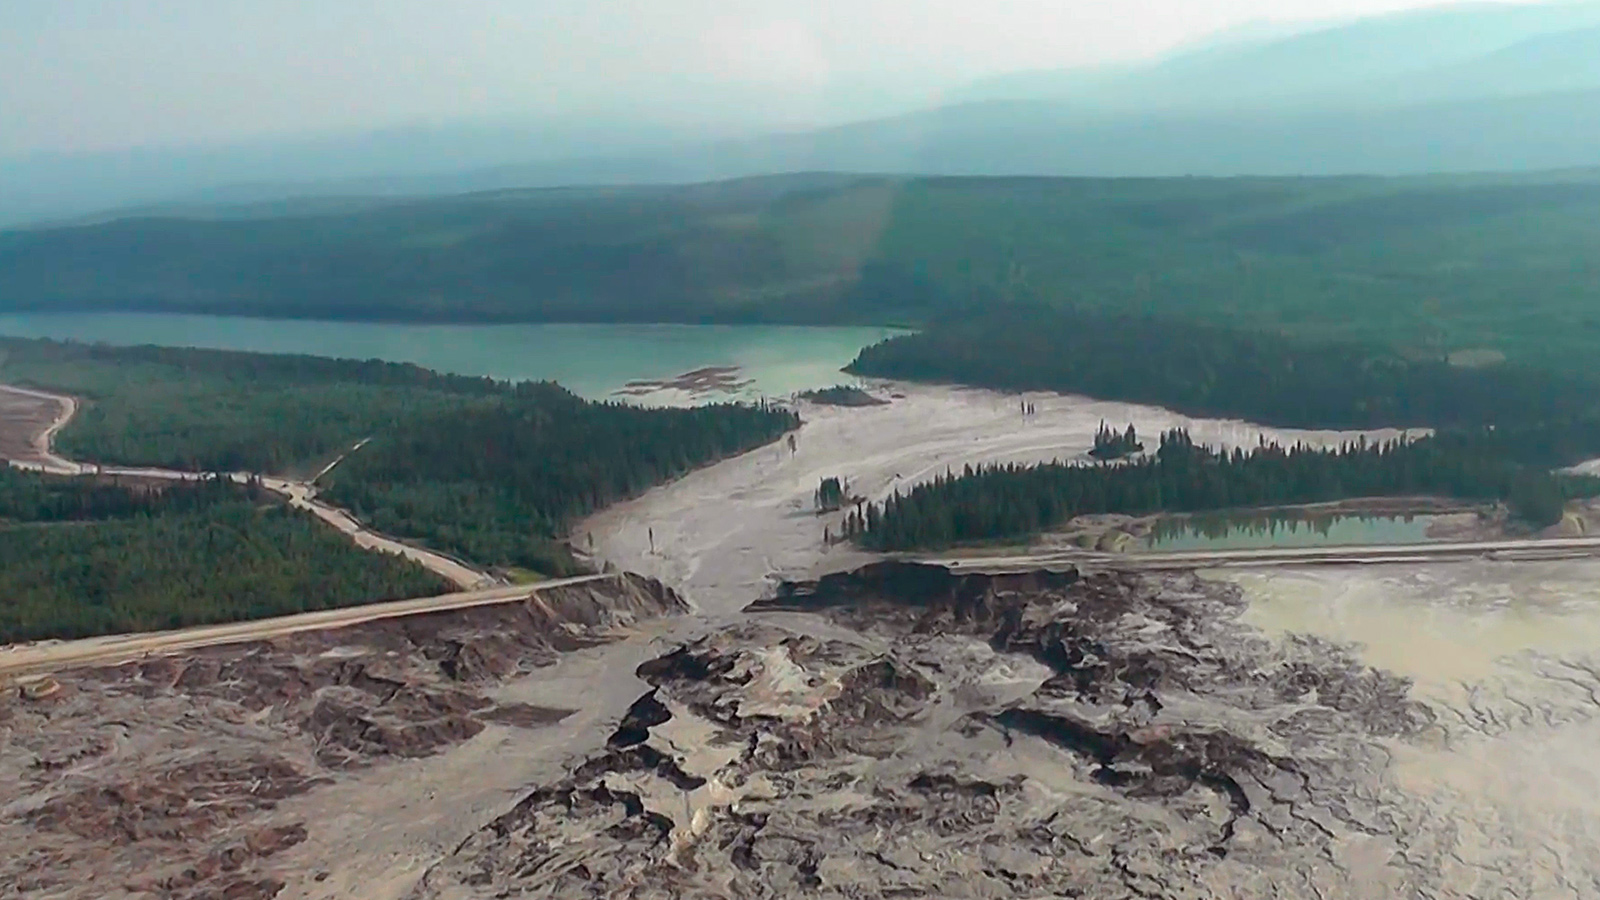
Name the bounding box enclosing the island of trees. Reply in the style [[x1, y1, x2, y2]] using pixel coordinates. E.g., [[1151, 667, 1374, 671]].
[[1090, 422, 1143, 461], [839, 428, 1600, 551], [798, 386, 887, 407]]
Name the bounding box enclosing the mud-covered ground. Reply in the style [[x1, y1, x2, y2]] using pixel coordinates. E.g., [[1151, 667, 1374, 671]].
[[410, 561, 1600, 900], [10, 383, 1600, 899], [408, 563, 1422, 898], [582, 382, 1417, 616], [0, 575, 684, 900]]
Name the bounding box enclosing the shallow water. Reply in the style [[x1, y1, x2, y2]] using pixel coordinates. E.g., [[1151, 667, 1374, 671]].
[[0, 312, 902, 402], [1147, 512, 1441, 551], [1230, 561, 1600, 697]]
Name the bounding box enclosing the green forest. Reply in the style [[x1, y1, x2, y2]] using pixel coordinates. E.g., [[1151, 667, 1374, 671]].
[[846, 306, 1600, 431], [0, 337, 506, 473], [844, 429, 1600, 551], [0, 339, 798, 577], [5, 171, 1600, 371], [321, 383, 798, 573], [0, 470, 450, 642]]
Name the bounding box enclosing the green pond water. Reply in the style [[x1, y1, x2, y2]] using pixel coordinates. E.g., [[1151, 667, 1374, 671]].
[[1147, 512, 1442, 551], [0, 313, 902, 401]]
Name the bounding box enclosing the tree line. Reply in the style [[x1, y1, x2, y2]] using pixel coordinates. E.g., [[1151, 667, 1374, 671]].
[[842, 428, 1600, 551], [846, 306, 1600, 431], [2, 338, 800, 578], [1090, 422, 1143, 460], [321, 381, 799, 574]]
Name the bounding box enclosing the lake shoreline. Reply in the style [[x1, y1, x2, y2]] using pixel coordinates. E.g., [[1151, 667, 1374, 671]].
[[0, 313, 904, 402]]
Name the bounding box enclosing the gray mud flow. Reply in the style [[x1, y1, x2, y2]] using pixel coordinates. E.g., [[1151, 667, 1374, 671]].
[[409, 561, 1599, 900]]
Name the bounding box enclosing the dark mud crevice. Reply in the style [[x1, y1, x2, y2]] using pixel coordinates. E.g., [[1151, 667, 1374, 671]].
[[575, 743, 708, 792], [608, 690, 674, 748]]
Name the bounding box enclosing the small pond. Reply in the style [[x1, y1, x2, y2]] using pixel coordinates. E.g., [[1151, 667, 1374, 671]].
[[1146, 511, 1444, 552]]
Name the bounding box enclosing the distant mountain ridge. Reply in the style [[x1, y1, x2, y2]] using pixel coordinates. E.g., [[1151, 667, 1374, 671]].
[[956, 0, 1600, 109], [5, 0, 1600, 224]]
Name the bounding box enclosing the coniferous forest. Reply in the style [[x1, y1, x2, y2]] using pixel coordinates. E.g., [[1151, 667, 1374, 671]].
[[0, 337, 800, 649], [320, 382, 799, 573], [0, 337, 508, 473], [846, 306, 1599, 431], [842, 429, 1600, 551], [1, 339, 799, 578], [0, 469, 451, 643]]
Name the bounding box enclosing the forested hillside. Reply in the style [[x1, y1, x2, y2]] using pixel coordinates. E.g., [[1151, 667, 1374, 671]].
[[322, 383, 799, 573], [846, 429, 1600, 551], [846, 306, 1600, 430], [0, 471, 449, 642], [6, 171, 1600, 370], [0, 337, 506, 473]]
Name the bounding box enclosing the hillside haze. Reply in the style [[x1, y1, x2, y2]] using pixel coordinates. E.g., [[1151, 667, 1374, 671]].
[[6, 1, 1600, 225]]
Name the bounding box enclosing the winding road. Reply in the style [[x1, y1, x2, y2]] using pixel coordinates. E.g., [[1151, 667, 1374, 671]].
[[0, 383, 494, 590]]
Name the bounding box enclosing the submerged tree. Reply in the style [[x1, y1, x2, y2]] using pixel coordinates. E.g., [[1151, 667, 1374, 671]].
[[816, 476, 848, 512], [1089, 421, 1144, 460]]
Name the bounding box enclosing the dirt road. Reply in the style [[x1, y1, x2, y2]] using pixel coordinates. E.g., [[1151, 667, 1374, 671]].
[[0, 383, 80, 471], [927, 535, 1600, 572], [0, 382, 493, 590]]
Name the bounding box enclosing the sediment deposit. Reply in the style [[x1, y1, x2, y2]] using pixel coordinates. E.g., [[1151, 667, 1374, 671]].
[[0, 575, 685, 900], [410, 563, 1468, 899]]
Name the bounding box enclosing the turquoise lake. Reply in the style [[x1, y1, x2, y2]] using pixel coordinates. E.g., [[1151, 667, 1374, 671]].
[[0, 313, 902, 401]]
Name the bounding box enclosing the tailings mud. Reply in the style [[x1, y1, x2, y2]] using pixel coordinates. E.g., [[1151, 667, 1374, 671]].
[[0, 575, 684, 900], [411, 563, 1477, 899]]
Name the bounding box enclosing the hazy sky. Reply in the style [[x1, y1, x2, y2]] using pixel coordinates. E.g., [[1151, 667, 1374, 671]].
[[0, 0, 1547, 158]]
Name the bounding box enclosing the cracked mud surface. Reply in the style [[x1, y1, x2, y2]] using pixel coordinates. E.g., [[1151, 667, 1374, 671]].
[[413, 562, 1547, 900], [0, 574, 684, 900]]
